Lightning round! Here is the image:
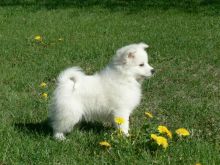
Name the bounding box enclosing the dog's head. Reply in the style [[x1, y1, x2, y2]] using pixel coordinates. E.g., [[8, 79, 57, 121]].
[[112, 43, 155, 81]]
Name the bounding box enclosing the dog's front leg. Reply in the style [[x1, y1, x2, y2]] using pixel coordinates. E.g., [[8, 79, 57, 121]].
[[113, 113, 130, 136]]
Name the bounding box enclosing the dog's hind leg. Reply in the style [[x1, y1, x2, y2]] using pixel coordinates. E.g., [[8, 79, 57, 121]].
[[50, 104, 83, 140], [52, 113, 82, 140]]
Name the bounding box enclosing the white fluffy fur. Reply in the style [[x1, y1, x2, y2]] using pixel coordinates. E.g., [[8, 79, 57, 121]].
[[49, 43, 154, 140]]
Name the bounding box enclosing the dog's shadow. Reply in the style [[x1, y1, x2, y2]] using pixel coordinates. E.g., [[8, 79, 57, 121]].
[[78, 122, 112, 134], [14, 120, 111, 137], [14, 120, 52, 136]]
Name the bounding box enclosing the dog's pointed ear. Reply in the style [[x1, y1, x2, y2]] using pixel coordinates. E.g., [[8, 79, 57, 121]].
[[139, 43, 149, 49]]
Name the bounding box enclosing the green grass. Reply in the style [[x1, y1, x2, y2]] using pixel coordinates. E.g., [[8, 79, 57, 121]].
[[0, 0, 220, 164]]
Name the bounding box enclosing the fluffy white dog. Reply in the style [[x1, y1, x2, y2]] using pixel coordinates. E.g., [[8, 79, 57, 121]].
[[49, 43, 155, 140]]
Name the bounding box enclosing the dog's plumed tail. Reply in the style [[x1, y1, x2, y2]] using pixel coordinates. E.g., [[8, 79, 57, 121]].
[[57, 67, 84, 90]]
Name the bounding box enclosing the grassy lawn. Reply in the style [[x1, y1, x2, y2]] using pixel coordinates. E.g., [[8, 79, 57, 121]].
[[0, 0, 220, 164]]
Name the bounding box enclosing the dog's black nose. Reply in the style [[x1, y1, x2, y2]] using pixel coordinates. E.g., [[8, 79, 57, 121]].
[[151, 69, 155, 74]]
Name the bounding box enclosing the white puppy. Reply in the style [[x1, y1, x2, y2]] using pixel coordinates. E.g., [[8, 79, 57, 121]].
[[49, 43, 155, 140]]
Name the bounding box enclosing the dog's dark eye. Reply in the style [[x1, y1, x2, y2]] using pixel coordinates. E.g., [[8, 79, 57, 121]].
[[139, 63, 144, 67]]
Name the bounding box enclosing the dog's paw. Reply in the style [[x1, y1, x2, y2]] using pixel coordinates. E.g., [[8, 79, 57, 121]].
[[124, 132, 130, 137], [54, 132, 66, 141], [119, 129, 130, 137]]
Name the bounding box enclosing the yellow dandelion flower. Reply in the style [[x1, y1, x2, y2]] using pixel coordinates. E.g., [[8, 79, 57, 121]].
[[158, 125, 172, 139], [40, 82, 47, 88], [195, 163, 201, 165], [145, 112, 153, 118], [34, 35, 42, 41], [150, 134, 158, 141], [114, 117, 125, 125], [176, 128, 190, 136], [99, 141, 111, 148], [41, 93, 48, 99], [156, 136, 168, 149], [151, 134, 168, 149]]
